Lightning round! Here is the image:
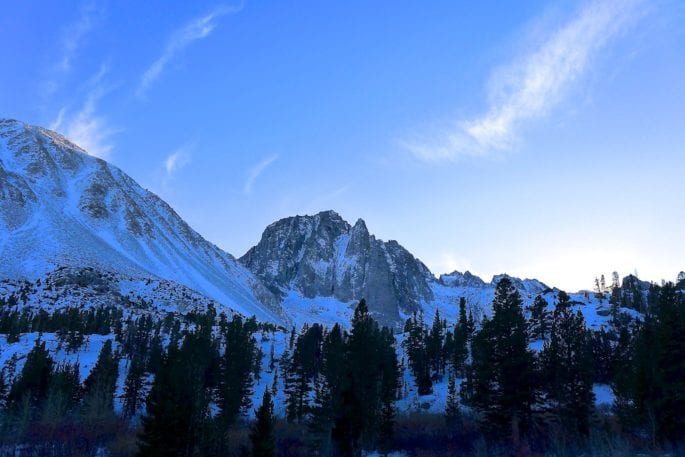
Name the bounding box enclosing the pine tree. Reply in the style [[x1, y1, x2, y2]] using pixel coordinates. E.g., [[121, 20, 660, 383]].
[[625, 283, 685, 443], [83, 339, 119, 420], [6, 310, 21, 344], [8, 339, 53, 413], [469, 278, 535, 444], [285, 324, 323, 422], [452, 298, 469, 375], [620, 275, 645, 312], [250, 389, 276, 457], [610, 271, 622, 312], [315, 323, 346, 451], [528, 295, 550, 340], [540, 307, 594, 437], [218, 315, 257, 426], [289, 326, 297, 349], [677, 271, 685, 290], [331, 299, 399, 456], [123, 353, 146, 418], [445, 373, 460, 429], [268, 338, 276, 372], [0, 367, 6, 410], [270, 369, 279, 398], [41, 362, 81, 432], [378, 326, 399, 454], [466, 310, 475, 339], [138, 329, 216, 456], [590, 328, 613, 383], [556, 290, 571, 313], [427, 308, 445, 376], [147, 331, 164, 374], [651, 283, 685, 442], [404, 312, 432, 395], [308, 372, 333, 454]]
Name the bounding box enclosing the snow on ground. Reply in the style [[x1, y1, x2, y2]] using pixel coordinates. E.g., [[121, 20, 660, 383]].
[[282, 290, 356, 331], [593, 384, 615, 406], [0, 332, 115, 383], [248, 329, 289, 419]]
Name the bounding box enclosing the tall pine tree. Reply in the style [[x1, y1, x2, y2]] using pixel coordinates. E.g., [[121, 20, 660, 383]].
[[469, 278, 535, 445], [540, 307, 594, 437], [250, 389, 276, 457]]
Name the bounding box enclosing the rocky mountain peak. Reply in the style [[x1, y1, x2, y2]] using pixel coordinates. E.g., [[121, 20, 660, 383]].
[[240, 210, 434, 327], [352, 217, 368, 232], [439, 270, 487, 288]]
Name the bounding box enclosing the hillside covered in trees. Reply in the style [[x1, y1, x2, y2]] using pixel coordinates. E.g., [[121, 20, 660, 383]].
[[0, 274, 683, 456]]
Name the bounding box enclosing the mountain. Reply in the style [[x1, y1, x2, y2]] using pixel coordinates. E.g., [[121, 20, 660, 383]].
[[0, 119, 283, 323], [439, 270, 487, 288], [240, 211, 561, 328], [240, 210, 435, 326], [0, 118, 606, 330]]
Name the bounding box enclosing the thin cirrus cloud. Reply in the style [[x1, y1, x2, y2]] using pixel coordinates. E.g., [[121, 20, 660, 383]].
[[41, 2, 100, 99], [50, 65, 118, 160], [402, 0, 646, 162], [165, 146, 193, 177], [59, 2, 99, 73], [244, 154, 279, 194], [135, 4, 241, 98]]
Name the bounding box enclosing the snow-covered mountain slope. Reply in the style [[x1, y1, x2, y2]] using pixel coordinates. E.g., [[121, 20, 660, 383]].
[[0, 119, 283, 324], [425, 272, 551, 322], [240, 210, 435, 327], [425, 278, 621, 330]]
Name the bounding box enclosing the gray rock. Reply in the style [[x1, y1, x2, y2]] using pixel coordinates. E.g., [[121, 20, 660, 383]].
[[240, 210, 434, 327], [439, 270, 487, 288]]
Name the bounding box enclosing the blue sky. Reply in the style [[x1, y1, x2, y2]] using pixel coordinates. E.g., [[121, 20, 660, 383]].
[[2, 0, 684, 291]]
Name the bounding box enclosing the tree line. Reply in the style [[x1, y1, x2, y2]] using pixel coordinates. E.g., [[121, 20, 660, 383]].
[[0, 274, 683, 456]]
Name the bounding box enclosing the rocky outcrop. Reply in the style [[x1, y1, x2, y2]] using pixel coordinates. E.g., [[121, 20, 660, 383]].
[[240, 211, 434, 326], [439, 271, 487, 288]]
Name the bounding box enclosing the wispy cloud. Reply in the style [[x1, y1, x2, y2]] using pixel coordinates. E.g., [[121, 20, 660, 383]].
[[136, 5, 240, 98], [165, 146, 193, 177], [41, 2, 100, 99], [403, 0, 646, 162], [244, 154, 279, 194], [50, 65, 118, 160], [59, 2, 99, 73]]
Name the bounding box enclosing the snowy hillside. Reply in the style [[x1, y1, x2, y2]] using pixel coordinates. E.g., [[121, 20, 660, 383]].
[[0, 119, 283, 324]]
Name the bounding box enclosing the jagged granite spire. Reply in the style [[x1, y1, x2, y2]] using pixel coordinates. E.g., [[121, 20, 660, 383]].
[[240, 210, 435, 327]]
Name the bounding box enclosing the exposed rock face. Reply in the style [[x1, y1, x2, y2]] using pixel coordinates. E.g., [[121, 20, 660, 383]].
[[0, 119, 283, 324], [439, 271, 487, 288], [240, 211, 435, 326]]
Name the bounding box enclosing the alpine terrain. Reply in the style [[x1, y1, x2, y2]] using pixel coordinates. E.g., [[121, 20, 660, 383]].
[[0, 119, 283, 323]]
